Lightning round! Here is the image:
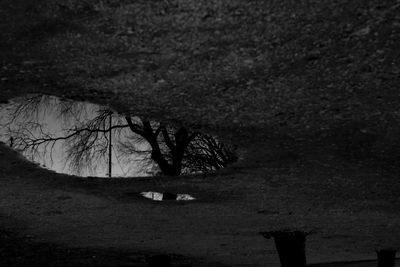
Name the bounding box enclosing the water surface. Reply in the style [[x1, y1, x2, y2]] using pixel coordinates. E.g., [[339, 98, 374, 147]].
[[0, 94, 237, 178]]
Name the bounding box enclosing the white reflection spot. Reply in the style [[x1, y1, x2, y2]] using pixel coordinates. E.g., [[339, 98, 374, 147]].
[[176, 194, 196, 201], [140, 191, 195, 201], [141, 191, 163, 201]]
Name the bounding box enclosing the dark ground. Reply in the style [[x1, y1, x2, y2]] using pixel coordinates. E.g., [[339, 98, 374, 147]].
[[0, 225, 229, 267], [1, 227, 398, 267], [1, 138, 400, 266], [0, 227, 142, 267], [1, 0, 400, 266]]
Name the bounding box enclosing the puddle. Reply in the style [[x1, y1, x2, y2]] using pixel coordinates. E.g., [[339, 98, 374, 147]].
[[140, 191, 196, 201], [0, 94, 237, 177], [0, 95, 148, 177]]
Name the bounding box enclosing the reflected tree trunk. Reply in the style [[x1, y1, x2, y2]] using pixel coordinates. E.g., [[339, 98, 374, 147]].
[[146, 255, 171, 267], [261, 231, 307, 267], [108, 112, 112, 177], [377, 249, 396, 267], [1, 94, 237, 177], [125, 117, 196, 176]]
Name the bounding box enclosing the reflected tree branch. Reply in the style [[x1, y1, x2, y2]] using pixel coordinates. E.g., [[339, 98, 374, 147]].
[[3, 95, 237, 176]]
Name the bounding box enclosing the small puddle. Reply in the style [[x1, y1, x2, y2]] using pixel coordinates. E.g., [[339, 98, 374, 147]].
[[0, 94, 237, 177], [140, 191, 196, 201]]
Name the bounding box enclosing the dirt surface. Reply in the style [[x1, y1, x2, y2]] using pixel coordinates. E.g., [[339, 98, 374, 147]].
[[1, 226, 398, 267], [311, 260, 400, 267], [1, 0, 400, 266], [1, 228, 399, 267], [0, 227, 144, 267], [1, 0, 400, 140], [0, 225, 228, 267], [1, 135, 400, 266]]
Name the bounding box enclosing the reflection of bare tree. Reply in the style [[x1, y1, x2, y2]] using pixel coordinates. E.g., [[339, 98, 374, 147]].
[[124, 118, 199, 176], [63, 109, 128, 174], [184, 134, 238, 173], [121, 119, 236, 175], [2, 95, 237, 176]]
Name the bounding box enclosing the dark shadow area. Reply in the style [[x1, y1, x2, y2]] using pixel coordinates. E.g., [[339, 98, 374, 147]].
[[0, 226, 228, 267], [261, 229, 399, 267], [309, 258, 400, 267], [261, 230, 308, 267], [377, 249, 397, 267], [0, 228, 144, 266], [146, 254, 171, 267]]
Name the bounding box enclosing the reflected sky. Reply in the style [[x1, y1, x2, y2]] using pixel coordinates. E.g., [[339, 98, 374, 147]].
[[0, 95, 153, 177], [140, 191, 196, 201]]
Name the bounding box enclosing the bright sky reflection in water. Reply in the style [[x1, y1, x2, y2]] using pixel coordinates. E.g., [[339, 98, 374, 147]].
[[0, 94, 152, 177], [140, 192, 196, 201]]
